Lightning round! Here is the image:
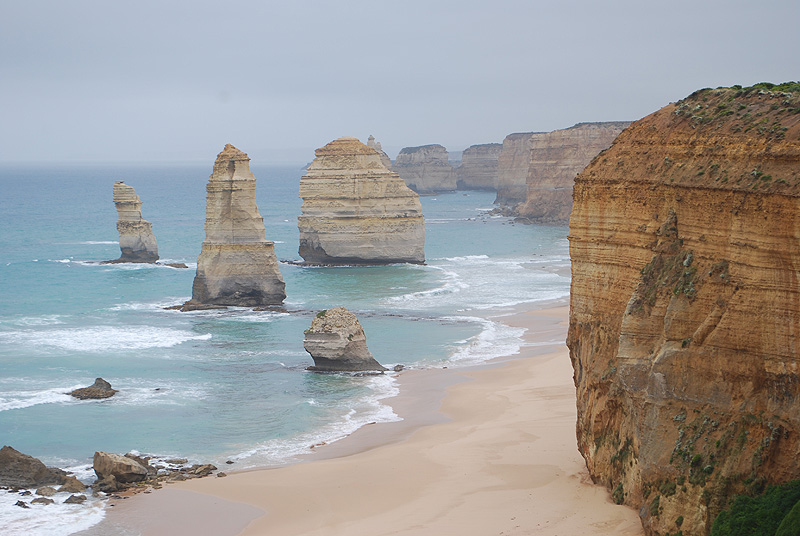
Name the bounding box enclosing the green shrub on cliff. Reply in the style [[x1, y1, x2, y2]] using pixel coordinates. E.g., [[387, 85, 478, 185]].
[[711, 480, 800, 536]]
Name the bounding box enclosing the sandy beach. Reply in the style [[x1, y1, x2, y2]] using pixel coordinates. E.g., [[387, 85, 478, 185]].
[[87, 305, 643, 536]]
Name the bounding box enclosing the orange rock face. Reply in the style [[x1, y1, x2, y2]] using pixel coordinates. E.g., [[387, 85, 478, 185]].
[[568, 85, 800, 535]]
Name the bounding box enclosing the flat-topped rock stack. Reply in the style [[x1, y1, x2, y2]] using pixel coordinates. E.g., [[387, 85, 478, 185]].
[[106, 181, 159, 263], [183, 144, 285, 309], [456, 143, 502, 190], [392, 144, 457, 194], [298, 136, 425, 265]]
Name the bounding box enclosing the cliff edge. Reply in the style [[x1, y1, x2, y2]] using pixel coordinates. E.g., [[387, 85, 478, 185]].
[[568, 83, 800, 535]]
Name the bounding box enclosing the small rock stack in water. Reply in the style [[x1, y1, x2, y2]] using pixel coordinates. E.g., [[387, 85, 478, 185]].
[[108, 181, 159, 263], [303, 307, 387, 372], [185, 144, 286, 308]]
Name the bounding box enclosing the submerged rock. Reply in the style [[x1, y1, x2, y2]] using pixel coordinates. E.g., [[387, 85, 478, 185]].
[[0, 446, 65, 489], [298, 136, 425, 265], [183, 144, 286, 309], [69, 378, 118, 400], [303, 307, 387, 372], [105, 181, 159, 263]]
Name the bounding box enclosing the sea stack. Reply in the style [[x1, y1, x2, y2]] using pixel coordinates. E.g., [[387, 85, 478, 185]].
[[392, 144, 457, 194], [303, 307, 387, 372], [456, 143, 502, 190], [184, 144, 285, 309], [107, 181, 159, 263], [568, 84, 800, 535], [367, 135, 392, 169], [298, 136, 425, 265]]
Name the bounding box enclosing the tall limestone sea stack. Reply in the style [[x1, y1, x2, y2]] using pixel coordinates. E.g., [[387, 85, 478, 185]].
[[495, 132, 539, 205], [184, 144, 285, 309], [392, 144, 457, 194], [516, 122, 629, 224], [298, 137, 425, 265], [568, 84, 800, 535], [107, 181, 159, 263], [456, 143, 502, 190]]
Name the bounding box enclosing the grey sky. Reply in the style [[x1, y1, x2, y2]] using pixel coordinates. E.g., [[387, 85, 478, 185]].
[[2, 0, 798, 164]]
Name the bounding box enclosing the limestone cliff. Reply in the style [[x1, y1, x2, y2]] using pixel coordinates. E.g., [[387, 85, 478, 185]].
[[516, 122, 629, 224], [456, 143, 502, 190], [185, 144, 285, 308], [107, 181, 159, 263], [303, 307, 387, 372], [298, 136, 425, 265], [568, 83, 800, 536], [367, 135, 392, 169], [495, 132, 540, 204], [392, 144, 457, 194]]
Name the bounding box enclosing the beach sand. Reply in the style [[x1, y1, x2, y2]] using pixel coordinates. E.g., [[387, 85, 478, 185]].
[[88, 305, 643, 536]]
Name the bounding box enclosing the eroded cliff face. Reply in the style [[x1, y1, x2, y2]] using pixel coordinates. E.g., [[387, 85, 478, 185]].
[[392, 144, 457, 193], [186, 144, 285, 308], [568, 85, 800, 535], [517, 122, 629, 224], [298, 137, 425, 265], [456, 143, 502, 190], [495, 132, 539, 204]]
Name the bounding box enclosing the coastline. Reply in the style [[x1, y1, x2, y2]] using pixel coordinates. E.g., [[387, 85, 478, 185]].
[[85, 301, 643, 536]]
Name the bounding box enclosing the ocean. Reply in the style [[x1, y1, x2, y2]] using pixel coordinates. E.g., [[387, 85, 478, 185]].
[[0, 163, 570, 535]]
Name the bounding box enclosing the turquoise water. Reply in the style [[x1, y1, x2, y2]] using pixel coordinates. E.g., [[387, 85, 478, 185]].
[[0, 164, 570, 534]]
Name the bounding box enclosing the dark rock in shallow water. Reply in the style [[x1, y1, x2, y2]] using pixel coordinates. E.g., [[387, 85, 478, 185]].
[[35, 486, 57, 497], [14, 500, 29, 508], [69, 378, 118, 400], [64, 494, 87, 504], [0, 446, 66, 488], [31, 497, 54, 505], [93, 451, 147, 483], [58, 476, 86, 493]]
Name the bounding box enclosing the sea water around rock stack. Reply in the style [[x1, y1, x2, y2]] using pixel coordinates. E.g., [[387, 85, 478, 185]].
[[568, 83, 800, 535], [303, 307, 387, 372], [183, 144, 285, 309], [105, 181, 159, 263], [298, 136, 425, 265]]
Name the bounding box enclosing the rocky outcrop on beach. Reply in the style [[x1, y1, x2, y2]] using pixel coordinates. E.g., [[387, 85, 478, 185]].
[[303, 307, 387, 372], [568, 83, 800, 535], [69, 377, 118, 400], [367, 135, 392, 169], [298, 136, 425, 265], [456, 143, 502, 190], [0, 446, 66, 488], [392, 144, 457, 194], [516, 122, 629, 224], [106, 181, 159, 263], [93, 451, 148, 483], [183, 144, 286, 309]]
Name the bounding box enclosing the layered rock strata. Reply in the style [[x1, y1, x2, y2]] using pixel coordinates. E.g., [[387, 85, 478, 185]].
[[0, 446, 66, 488], [107, 181, 159, 263], [303, 307, 387, 372], [392, 144, 457, 193], [456, 143, 502, 190], [495, 132, 540, 204], [568, 84, 800, 535], [516, 122, 629, 224], [298, 137, 425, 265], [367, 135, 392, 169], [184, 144, 285, 308]]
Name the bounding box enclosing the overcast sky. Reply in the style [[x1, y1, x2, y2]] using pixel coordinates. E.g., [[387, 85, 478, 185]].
[[2, 0, 798, 164]]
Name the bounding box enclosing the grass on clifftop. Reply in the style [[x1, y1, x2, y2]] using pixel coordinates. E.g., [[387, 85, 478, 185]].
[[711, 479, 800, 536]]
